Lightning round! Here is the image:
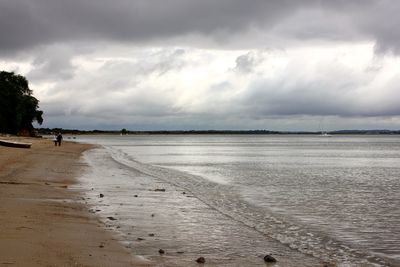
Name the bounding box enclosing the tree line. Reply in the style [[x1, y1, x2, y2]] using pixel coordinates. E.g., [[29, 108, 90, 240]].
[[0, 71, 43, 136]]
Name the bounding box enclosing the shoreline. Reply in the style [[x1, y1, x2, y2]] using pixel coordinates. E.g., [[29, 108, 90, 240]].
[[77, 143, 327, 266], [0, 135, 353, 266], [0, 136, 151, 266]]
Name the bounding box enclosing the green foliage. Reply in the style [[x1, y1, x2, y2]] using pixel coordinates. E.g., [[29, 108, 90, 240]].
[[0, 71, 43, 135], [121, 128, 128, 135]]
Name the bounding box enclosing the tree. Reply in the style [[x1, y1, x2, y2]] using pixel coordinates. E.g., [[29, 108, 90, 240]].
[[0, 71, 43, 135], [121, 128, 128, 135]]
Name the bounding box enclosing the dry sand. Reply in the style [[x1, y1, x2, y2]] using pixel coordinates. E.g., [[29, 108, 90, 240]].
[[0, 136, 151, 267]]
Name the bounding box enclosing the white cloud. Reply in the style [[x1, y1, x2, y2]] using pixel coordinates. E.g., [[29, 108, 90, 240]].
[[9, 42, 395, 130]]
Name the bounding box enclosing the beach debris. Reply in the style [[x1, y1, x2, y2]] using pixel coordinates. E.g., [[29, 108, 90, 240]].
[[15, 226, 33, 230], [151, 213, 155, 217], [99, 193, 104, 198], [107, 216, 117, 221], [182, 191, 186, 194], [263, 254, 277, 263], [99, 242, 105, 248], [148, 233, 155, 237], [0, 181, 27, 185], [154, 188, 166, 192], [134, 194, 138, 197], [177, 251, 184, 254], [158, 249, 165, 254], [137, 237, 145, 241], [195, 257, 206, 264]]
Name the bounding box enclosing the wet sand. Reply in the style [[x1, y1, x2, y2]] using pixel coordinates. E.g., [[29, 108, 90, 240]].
[[0, 136, 151, 266]]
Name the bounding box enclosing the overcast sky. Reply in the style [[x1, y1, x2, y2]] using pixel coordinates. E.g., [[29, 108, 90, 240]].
[[1, 0, 400, 131]]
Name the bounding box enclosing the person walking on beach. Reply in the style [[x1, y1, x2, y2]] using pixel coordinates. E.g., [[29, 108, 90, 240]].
[[53, 134, 58, 146], [56, 133, 63, 146]]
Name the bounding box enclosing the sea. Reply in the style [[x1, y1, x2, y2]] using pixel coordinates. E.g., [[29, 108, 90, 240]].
[[73, 134, 400, 266]]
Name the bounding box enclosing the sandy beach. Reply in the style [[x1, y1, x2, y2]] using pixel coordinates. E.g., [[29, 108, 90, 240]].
[[0, 136, 151, 267]]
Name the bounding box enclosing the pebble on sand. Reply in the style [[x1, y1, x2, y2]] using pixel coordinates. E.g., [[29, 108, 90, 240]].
[[263, 254, 277, 263], [196, 257, 206, 264], [99, 193, 104, 198], [158, 249, 165, 254], [154, 188, 166, 192]]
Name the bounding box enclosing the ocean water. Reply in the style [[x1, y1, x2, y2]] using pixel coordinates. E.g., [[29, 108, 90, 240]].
[[75, 134, 400, 266]]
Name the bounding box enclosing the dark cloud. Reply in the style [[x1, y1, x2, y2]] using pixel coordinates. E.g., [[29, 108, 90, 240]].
[[236, 74, 400, 118], [234, 52, 260, 73], [1, 0, 398, 54], [361, 1, 400, 54], [0, 0, 295, 53], [238, 81, 357, 117], [27, 45, 76, 81]]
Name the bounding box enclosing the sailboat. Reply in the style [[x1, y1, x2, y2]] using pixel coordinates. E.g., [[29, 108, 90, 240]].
[[318, 118, 332, 137], [319, 131, 332, 137]]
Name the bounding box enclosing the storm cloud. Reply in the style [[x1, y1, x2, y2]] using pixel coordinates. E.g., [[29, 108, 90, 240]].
[[1, 0, 400, 130], [1, 0, 399, 53]]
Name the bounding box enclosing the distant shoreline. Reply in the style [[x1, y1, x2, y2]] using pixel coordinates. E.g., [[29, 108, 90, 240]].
[[36, 128, 400, 136]]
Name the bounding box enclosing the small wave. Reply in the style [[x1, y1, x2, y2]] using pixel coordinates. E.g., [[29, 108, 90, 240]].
[[104, 146, 391, 267]]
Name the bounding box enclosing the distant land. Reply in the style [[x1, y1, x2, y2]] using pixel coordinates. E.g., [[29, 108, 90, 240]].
[[36, 128, 400, 135]]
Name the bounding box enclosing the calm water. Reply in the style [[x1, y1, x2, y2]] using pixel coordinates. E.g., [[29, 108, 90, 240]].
[[75, 135, 400, 266]]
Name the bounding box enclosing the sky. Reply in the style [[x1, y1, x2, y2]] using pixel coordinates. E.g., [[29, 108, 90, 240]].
[[1, 0, 400, 131]]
